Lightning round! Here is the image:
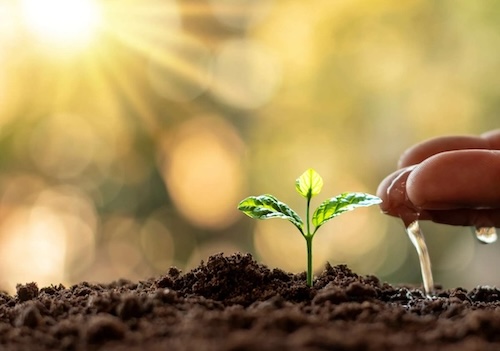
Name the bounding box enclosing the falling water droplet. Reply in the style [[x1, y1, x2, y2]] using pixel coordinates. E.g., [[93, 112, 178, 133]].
[[406, 220, 434, 297], [472, 227, 498, 244]]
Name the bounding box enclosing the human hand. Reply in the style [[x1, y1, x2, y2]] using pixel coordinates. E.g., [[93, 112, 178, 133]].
[[377, 130, 500, 227]]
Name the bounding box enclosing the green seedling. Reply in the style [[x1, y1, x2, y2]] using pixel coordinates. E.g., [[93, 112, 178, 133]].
[[238, 168, 382, 287]]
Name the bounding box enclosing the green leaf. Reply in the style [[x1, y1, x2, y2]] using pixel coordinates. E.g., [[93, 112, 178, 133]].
[[238, 195, 304, 233], [295, 168, 323, 199], [312, 192, 382, 230]]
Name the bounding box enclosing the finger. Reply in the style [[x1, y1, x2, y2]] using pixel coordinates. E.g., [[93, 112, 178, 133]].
[[398, 129, 500, 168], [406, 149, 500, 209], [422, 208, 500, 227], [398, 136, 488, 168], [377, 166, 420, 224], [376, 168, 402, 213], [377, 167, 414, 216], [376, 168, 500, 227], [377, 168, 500, 227]]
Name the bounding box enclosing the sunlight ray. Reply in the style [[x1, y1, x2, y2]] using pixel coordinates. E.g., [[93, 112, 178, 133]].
[[102, 0, 181, 58], [82, 47, 123, 118], [95, 46, 159, 136], [147, 36, 213, 102]]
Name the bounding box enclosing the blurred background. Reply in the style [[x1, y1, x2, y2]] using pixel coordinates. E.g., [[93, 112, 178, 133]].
[[0, 0, 499, 294]]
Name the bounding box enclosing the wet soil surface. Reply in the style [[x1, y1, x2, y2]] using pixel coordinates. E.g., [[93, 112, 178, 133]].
[[2, 253, 500, 351]]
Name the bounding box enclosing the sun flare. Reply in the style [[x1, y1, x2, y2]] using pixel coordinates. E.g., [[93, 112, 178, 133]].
[[21, 0, 102, 48]]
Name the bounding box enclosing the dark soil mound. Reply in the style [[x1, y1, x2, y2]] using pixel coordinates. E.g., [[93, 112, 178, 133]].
[[2, 252, 500, 350]]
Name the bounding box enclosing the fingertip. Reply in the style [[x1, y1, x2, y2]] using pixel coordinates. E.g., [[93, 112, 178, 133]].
[[377, 166, 417, 218]]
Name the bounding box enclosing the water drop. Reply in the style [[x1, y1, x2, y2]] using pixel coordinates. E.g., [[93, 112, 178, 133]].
[[472, 227, 497, 244], [406, 221, 434, 297]]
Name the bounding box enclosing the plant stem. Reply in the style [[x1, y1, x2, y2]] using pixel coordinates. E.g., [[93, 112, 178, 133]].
[[305, 235, 313, 287], [305, 194, 313, 287], [306, 195, 311, 236]]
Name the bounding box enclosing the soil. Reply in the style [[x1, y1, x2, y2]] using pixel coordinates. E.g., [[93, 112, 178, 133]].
[[2, 253, 500, 351]]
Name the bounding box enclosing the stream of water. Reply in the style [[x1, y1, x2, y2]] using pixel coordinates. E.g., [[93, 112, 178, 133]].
[[405, 220, 434, 297]]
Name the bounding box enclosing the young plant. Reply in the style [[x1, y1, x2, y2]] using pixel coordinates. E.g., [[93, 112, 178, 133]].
[[237, 168, 382, 287]]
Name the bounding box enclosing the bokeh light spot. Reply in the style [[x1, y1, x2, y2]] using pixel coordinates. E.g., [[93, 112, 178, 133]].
[[34, 186, 98, 279], [29, 113, 97, 180], [0, 207, 66, 293], [0, 180, 99, 294], [159, 116, 245, 230]]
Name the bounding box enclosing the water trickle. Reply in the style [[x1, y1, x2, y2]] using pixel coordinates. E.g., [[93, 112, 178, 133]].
[[385, 167, 434, 297], [406, 221, 434, 297], [472, 227, 498, 244]]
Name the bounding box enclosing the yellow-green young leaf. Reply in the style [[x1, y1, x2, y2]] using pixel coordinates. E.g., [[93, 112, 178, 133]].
[[295, 169, 323, 199], [312, 192, 382, 230], [238, 195, 304, 233]]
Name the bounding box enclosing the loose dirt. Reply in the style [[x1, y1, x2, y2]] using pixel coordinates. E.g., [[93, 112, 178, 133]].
[[2, 252, 500, 350]]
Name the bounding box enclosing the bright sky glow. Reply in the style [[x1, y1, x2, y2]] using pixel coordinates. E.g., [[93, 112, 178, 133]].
[[21, 0, 102, 48]]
